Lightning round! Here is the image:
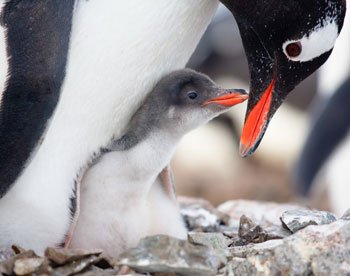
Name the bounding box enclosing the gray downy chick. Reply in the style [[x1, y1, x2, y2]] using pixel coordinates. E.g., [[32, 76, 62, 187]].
[[69, 69, 247, 257]]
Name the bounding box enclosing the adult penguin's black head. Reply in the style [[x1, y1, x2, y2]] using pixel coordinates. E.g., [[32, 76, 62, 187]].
[[220, 0, 346, 157]]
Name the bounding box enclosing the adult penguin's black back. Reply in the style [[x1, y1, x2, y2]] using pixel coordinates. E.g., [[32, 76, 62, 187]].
[[0, 1, 75, 197]]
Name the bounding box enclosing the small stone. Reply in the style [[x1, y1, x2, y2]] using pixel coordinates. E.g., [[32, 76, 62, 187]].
[[13, 257, 50, 275], [179, 196, 228, 232], [118, 235, 222, 276], [45, 247, 102, 265], [236, 225, 265, 245], [231, 215, 283, 246], [238, 215, 256, 237], [52, 255, 101, 276], [280, 209, 337, 233], [0, 250, 37, 275], [11, 245, 27, 255]]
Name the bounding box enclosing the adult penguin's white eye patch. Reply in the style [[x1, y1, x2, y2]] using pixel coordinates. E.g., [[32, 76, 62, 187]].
[[0, 24, 9, 103], [282, 20, 339, 62]]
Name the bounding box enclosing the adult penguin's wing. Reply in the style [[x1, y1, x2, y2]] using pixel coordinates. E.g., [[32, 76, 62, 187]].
[[0, 0, 75, 197]]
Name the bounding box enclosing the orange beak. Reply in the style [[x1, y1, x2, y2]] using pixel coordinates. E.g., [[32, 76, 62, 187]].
[[202, 89, 248, 107], [239, 76, 276, 157]]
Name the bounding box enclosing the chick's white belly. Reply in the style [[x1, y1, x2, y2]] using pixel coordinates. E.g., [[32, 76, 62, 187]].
[[70, 165, 187, 257]]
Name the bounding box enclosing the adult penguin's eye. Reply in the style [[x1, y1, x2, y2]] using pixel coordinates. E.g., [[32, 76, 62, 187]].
[[187, 91, 198, 100], [282, 20, 338, 62], [286, 42, 302, 57]]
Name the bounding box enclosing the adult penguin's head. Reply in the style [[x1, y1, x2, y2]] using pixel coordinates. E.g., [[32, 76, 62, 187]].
[[220, 0, 346, 157]]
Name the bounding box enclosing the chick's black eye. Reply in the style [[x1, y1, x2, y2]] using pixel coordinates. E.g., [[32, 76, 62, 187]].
[[187, 91, 198, 100], [286, 42, 302, 57]]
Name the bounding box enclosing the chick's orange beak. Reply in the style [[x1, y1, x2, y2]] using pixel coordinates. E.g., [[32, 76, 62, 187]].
[[202, 89, 248, 107]]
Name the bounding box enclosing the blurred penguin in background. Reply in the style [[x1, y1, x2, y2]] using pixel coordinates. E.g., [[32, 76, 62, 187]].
[[294, 0, 350, 215]]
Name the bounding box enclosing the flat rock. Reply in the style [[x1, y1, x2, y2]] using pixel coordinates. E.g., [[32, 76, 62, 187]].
[[179, 197, 228, 232], [261, 224, 291, 239], [188, 232, 232, 250], [281, 209, 337, 233], [45, 248, 102, 265], [118, 235, 222, 276], [187, 232, 232, 263], [229, 239, 284, 258]]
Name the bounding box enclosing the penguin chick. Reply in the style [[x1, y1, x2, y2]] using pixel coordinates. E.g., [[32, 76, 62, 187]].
[[69, 69, 247, 257]]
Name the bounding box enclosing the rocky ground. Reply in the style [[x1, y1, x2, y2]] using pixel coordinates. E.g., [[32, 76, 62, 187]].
[[1, 197, 350, 276]]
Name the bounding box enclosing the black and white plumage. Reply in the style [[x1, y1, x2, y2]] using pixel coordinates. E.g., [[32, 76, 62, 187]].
[[0, 0, 75, 252], [68, 69, 248, 257], [0, 1, 220, 254], [0, 1, 75, 196], [0, 0, 346, 253]]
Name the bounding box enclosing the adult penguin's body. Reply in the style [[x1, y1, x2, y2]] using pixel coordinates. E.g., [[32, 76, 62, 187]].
[[0, 0, 346, 253], [0, 0, 219, 254]]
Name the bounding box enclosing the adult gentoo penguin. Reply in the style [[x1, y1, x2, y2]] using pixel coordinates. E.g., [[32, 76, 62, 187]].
[[0, 1, 346, 253], [69, 69, 248, 257]]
